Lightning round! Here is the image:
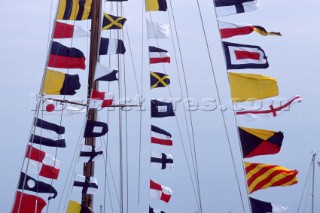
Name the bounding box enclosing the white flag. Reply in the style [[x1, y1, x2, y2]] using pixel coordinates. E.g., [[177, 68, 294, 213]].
[[73, 25, 90, 37], [272, 203, 288, 212], [147, 20, 170, 39], [94, 63, 118, 81]]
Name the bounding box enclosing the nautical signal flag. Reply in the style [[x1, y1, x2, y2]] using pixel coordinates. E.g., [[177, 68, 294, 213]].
[[43, 70, 81, 96], [18, 172, 58, 200], [12, 191, 46, 213], [150, 179, 172, 203], [229, 72, 278, 102], [99, 38, 126, 55], [214, 0, 259, 17], [147, 20, 170, 39], [48, 41, 86, 69], [151, 152, 173, 170], [222, 41, 269, 69], [25, 145, 60, 179], [238, 126, 284, 158], [151, 125, 173, 146], [250, 197, 288, 213], [57, 0, 92, 20], [73, 174, 98, 194], [151, 100, 175, 118], [146, 0, 167, 11], [102, 13, 126, 30], [53, 21, 89, 39], [66, 200, 93, 213], [245, 162, 298, 194], [236, 95, 303, 120], [30, 118, 66, 148], [79, 145, 103, 163], [84, 120, 109, 138], [150, 72, 170, 89], [94, 63, 118, 81], [218, 20, 281, 39], [34, 118, 65, 134], [149, 206, 165, 213], [89, 90, 114, 109], [149, 46, 170, 64]]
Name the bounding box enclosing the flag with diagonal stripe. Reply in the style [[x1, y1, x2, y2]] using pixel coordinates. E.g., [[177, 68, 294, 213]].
[[102, 13, 127, 30], [150, 72, 170, 89], [245, 162, 298, 194]]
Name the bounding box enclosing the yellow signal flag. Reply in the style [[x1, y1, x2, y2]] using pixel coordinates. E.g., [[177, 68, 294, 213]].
[[57, 0, 92, 20], [245, 162, 298, 194], [146, 0, 167, 11], [43, 70, 80, 95], [228, 72, 279, 102], [66, 200, 93, 213]]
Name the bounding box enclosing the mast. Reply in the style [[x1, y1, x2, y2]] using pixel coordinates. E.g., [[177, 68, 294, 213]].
[[82, 0, 102, 208], [311, 153, 316, 213]]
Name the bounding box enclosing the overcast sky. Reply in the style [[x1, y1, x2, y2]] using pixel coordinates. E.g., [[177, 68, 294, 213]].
[[1, 0, 320, 212]]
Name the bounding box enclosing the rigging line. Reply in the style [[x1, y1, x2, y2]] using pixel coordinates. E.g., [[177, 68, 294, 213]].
[[56, 118, 86, 212], [13, 0, 62, 212], [103, 3, 116, 213], [123, 9, 141, 95], [210, 3, 258, 213], [120, 13, 145, 211], [101, 2, 112, 212], [194, 1, 246, 212], [124, 59, 129, 213], [115, 3, 124, 213], [303, 171, 312, 213], [297, 154, 314, 213], [146, 9, 201, 208], [101, 81, 115, 213], [167, 2, 203, 211], [98, 115, 121, 210], [101, 3, 125, 212], [137, 0, 145, 211], [211, 16, 254, 213], [146, 10, 201, 208], [103, 152, 115, 213], [48, 17, 82, 208], [120, 6, 129, 211]]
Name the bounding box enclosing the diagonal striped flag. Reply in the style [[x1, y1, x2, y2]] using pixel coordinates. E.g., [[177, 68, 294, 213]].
[[102, 13, 126, 30], [150, 72, 170, 89], [245, 162, 298, 194]]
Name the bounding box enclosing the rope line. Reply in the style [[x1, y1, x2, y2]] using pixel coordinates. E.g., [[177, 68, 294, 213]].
[[195, 1, 246, 212]]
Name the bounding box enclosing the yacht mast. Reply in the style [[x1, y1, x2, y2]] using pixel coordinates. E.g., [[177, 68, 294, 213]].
[[82, 0, 102, 208], [311, 153, 316, 213]]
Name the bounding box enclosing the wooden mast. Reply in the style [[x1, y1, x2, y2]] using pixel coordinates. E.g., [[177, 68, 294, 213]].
[[82, 0, 102, 208]]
